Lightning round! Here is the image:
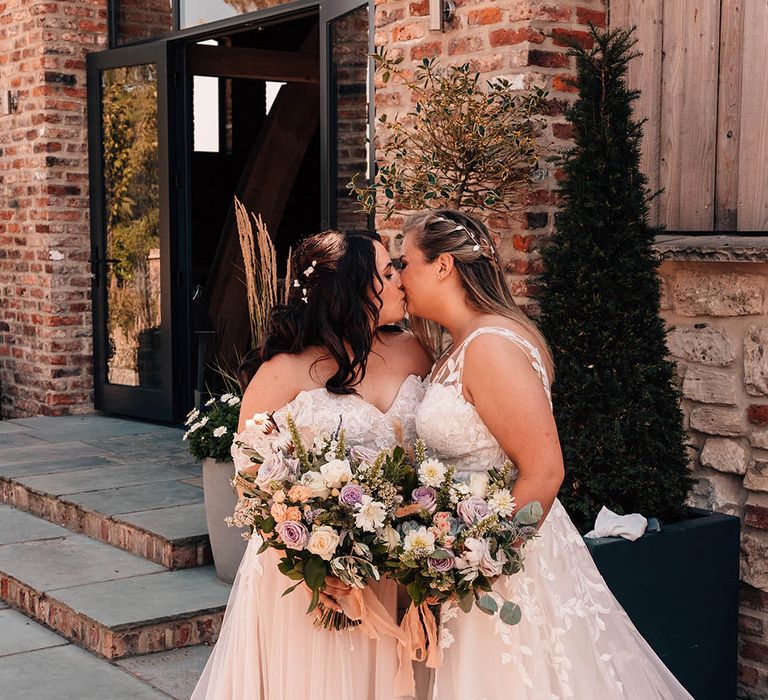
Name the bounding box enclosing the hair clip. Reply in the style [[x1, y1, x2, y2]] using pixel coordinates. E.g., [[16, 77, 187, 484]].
[[303, 260, 317, 277]]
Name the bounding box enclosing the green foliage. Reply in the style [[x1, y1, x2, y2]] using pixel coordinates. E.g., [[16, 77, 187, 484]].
[[183, 394, 241, 462], [101, 65, 161, 344], [350, 53, 546, 219], [535, 26, 692, 533]]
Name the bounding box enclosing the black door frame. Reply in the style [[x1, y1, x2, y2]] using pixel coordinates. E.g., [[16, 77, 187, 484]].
[[90, 0, 371, 422], [87, 41, 182, 422]]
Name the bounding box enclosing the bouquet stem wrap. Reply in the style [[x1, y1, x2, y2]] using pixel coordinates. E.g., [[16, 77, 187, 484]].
[[338, 588, 441, 696]]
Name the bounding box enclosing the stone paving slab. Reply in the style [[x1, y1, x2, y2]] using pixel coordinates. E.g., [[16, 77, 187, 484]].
[[0, 421, 32, 434], [0, 645, 168, 699], [0, 455, 116, 479], [0, 441, 110, 467], [52, 566, 229, 629], [116, 646, 213, 700], [0, 505, 68, 545], [16, 463, 198, 497], [8, 414, 177, 440], [0, 431, 51, 450], [63, 481, 204, 516], [116, 503, 208, 542], [0, 529, 164, 592], [0, 608, 68, 656]]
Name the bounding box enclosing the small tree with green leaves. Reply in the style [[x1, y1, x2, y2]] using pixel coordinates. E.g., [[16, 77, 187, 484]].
[[535, 26, 692, 533], [351, 52, 546, 219]]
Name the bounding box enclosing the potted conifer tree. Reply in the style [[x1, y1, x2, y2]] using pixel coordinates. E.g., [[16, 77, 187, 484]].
[[535, 26, 739, 700]]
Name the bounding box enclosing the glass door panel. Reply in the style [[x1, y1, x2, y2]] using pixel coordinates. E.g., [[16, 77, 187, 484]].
[[88, 42, 178, 421]]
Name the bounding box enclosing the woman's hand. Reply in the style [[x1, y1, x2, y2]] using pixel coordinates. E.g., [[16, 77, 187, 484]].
[[305, 575, 352, 615]]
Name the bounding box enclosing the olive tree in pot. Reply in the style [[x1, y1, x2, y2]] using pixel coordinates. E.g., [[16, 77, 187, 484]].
[[534, 26, 739, 700]]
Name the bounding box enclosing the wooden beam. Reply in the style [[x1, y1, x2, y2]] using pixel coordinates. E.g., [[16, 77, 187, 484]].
[[715, 0, 744, 230], [736, 0, 768, 230], [610, 0, 664, 227], [188, 44, 319, 83]]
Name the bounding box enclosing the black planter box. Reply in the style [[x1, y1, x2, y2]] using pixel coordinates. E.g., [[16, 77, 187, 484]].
[[584, 508, 740, 700]]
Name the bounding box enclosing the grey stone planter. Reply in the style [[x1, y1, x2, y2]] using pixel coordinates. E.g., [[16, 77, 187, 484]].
[[202, 457, 247, 584]]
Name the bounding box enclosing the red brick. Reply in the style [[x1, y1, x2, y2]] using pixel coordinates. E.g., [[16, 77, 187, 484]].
[[745, 504, 768, 529], [552, 122, 575, 139], [448, 36, 484, 55], [748, 405, 768, 425], [552, 28, 593, 49], [410, 40, 441, 61], [741, 640, 768, 665], [408, 0, 428, 16], [489, 27, 544, 47], [533, 4, 571, 21], [468, 7, 502, 25], [529, 50, 570, 68], [552, 74, 578, 93], [576, 7, 607, 27]]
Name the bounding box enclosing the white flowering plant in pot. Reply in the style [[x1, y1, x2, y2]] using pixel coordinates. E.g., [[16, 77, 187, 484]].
[[183, 393, 242, 462]]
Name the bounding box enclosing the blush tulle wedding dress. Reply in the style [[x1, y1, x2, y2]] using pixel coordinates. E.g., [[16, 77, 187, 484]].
[[191, 374, 426, 700], [414, 326, 694, 700]]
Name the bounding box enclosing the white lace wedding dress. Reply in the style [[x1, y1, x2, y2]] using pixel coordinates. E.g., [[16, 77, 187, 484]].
[[415, 327, 694, 700], [191, 374, 425, 700]]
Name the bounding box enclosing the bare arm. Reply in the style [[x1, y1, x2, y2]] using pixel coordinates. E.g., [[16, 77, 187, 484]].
[[463, 335, 564, 522], [237, 355, 304, 432]]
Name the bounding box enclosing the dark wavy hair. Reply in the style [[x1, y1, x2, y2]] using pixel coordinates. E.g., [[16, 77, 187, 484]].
[[237, 229, 393, 393]]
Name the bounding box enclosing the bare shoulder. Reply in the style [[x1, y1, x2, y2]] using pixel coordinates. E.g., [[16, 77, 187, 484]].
[[378, 328, 433, 377], [240, 353, 305, 423]]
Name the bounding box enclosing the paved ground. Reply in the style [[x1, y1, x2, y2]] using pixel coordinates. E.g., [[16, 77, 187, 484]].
[[0, 414, 219, 699], [0, 607, 213, 699]]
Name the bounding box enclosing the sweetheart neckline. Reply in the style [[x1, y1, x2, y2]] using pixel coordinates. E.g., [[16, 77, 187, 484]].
[[283, 373, 422, 418]]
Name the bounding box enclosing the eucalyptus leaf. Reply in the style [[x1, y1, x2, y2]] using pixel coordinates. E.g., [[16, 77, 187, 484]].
[[281, 581, 302, 597], [458, 593, 474, 613], [476, 594, 498, 615], [514, 501, 543, 526], [500, 601, 522, 626]]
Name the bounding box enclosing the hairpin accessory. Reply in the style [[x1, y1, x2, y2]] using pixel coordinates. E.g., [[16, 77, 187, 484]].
[[434, 217, 484, 254], [293, 259, 317, 304]]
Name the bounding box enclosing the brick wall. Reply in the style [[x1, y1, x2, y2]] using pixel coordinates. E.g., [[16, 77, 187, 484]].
[[656, 242, 768, 698], [374, 0, 607, 310], [0, 0, 107, 417]]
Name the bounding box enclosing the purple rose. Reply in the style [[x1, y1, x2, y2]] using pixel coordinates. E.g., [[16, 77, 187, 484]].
[[412, 486, 437, 514], [339, 483, 364, 507], [428, 550, 455, 572], [456, 496, 490, 525], [255, 452, 299, 490], [275, 520, 309, 550]]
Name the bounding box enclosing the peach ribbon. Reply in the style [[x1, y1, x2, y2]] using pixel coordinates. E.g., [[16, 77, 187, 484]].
[[338, 589, 443, 697]]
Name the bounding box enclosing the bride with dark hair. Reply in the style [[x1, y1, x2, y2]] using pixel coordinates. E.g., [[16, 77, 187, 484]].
[[192, 229, 431, 700]]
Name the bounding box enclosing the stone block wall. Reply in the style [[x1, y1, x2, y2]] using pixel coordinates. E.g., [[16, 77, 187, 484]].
[[655, 237, 768, 698], [0, 0, 107, 417], [373, 0, 607, 310]]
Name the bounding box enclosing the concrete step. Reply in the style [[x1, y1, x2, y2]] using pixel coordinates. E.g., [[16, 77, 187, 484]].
[[0, 415, 212, 568], [0, 504, 229, 660]]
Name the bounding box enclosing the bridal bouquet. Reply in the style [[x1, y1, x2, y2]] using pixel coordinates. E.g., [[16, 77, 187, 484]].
[[228, 413, 411, 630], [390, 440, 542, 630]]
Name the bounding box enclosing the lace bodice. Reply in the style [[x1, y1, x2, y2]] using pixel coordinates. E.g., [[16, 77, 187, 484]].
[[415, 327, 552, 476], [233, 373, 425, 473]]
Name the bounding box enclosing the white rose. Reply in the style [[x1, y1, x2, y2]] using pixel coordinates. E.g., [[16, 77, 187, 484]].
[[354, 496, 387, 533], [307, 525, 340, 561], [301, 470, 331, 499], [320, 459, 353, 489], [468, 472, 489, 499], [380, 524, 401, 553], [418, 458, 447, 488], [456, 537, 506, 578]]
